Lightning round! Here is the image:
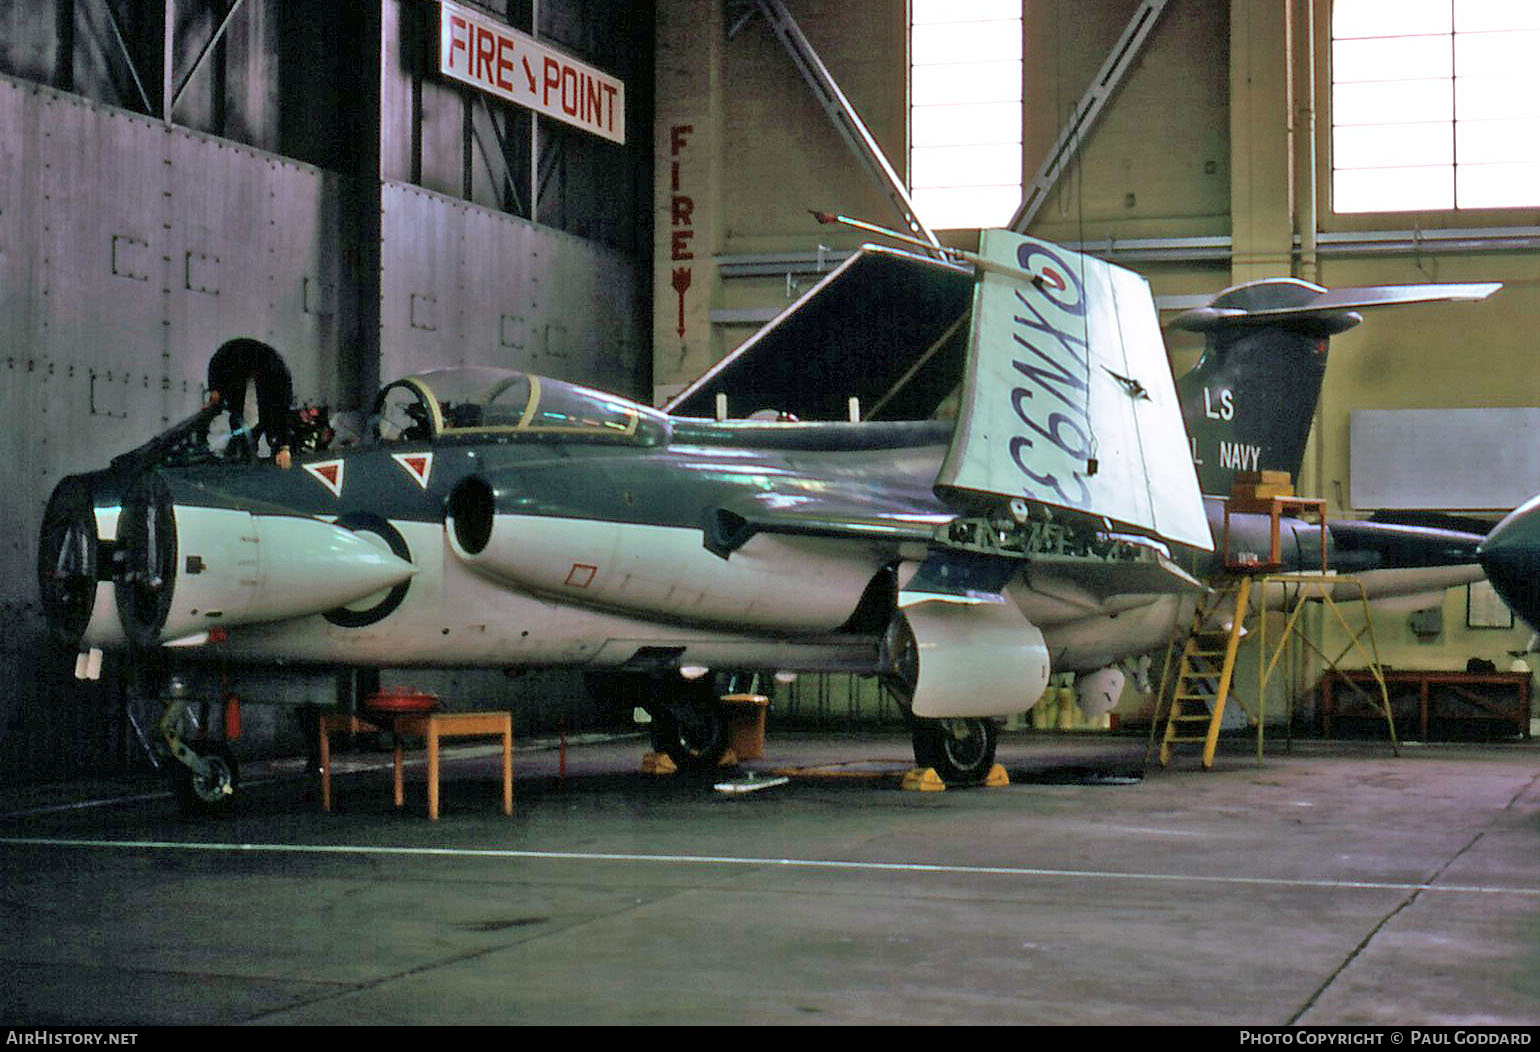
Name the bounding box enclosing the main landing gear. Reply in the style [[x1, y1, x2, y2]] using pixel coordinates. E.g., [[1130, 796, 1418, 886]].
[[908, 716, 1000, 786], [647, 675, 731, 771], [586, 669, 733, 771], [593, 668, 1002, 787]]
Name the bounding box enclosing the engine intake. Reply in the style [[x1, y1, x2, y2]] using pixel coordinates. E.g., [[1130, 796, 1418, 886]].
[[884, 600, 1051, 718]]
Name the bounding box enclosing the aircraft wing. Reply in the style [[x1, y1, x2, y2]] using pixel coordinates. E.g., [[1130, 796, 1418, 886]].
[[666, 245, 974, 421], [937, 230, 1213, 552], [1024, 550, 1204, 597]]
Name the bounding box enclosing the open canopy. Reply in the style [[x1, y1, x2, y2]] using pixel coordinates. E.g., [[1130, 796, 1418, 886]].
[[372, 367, 670, 447]]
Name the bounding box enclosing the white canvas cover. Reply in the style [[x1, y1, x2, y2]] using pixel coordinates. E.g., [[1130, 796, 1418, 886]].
[[937, 231, 1212, 552]]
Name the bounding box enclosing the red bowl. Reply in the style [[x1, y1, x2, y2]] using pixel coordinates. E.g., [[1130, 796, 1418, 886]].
[[365, 690, 440, 715]]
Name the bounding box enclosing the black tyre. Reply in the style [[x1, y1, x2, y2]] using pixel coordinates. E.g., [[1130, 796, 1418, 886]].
[[171, 742, 239, 817], [910, 717, 999, 785], [649, 680, 730, 770]]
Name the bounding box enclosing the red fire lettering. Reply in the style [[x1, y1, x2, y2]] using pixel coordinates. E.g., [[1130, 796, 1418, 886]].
[[671, 229, 695, 261], [671, 195, 694, 226], [496, 36, 514, 92], [602, 83, 618, 131], [448, 15, 469, 71], [671, 124, 692, 156], [474, 24, 496, 84], [586, 78, 602, 126]]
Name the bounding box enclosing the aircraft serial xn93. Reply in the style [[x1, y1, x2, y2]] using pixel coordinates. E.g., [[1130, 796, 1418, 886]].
[[38, 230, 1497, 809]]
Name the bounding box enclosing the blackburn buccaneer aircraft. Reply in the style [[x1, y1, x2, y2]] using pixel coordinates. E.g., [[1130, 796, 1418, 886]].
[[38, 230, 1498, 811]]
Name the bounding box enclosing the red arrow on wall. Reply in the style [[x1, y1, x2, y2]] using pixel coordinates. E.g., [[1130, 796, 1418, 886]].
[[671, 266, 692, 338]]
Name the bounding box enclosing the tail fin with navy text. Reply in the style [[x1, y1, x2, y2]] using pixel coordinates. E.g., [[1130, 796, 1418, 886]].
[[1170, 278, 1500, 496]]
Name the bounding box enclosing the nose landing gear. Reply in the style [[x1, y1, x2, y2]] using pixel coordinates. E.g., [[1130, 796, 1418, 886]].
[[128, 685, 241, 817]]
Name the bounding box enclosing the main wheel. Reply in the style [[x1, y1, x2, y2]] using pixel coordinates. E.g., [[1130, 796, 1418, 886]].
[[910, 717, 998, 785], [649, 678, 730, 770], [170, 742, 239, 817]]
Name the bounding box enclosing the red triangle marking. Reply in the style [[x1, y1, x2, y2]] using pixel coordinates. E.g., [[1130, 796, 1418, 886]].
[[304, 459, 346, 498], [392, 451, 434, 489]]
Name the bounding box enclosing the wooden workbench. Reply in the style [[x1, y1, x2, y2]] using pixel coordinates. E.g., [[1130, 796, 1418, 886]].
[[1319, 669, 1530, 740], [318, 710, 513, 820]]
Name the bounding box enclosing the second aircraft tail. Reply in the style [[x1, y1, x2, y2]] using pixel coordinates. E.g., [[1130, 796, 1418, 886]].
[[1171, 278, 1500, 496]]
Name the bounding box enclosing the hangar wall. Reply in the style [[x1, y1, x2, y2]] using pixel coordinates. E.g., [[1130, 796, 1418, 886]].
[[0, 76, 358, 781], [1, 1, 653, 782], [655, 0, 1539, 715]]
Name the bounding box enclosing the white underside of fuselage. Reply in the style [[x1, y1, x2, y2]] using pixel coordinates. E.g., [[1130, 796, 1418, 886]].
[[76, 507, 1484, 690], [119, 519, 886, 674]]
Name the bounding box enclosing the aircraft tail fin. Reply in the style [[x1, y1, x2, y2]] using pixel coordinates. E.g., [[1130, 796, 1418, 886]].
[[936, 230, 1212, 552], [1171, 278, 1500, 496]]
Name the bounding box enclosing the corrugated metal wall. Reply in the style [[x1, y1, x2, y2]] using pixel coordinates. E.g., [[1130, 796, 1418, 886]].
[[0, 1, 654, 783], [0, 76, 353, 780], [379, 181, 648, 395]]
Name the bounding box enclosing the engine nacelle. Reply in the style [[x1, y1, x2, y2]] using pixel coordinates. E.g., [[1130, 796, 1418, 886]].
[[446, 476, 879, 631], [114, 472, 417, 647], [38, 471, 118, 650], [884, 600, 1051, 718]]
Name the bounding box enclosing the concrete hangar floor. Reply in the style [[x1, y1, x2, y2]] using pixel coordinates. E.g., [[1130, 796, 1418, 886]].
[[1, 729, 1537, 1026]]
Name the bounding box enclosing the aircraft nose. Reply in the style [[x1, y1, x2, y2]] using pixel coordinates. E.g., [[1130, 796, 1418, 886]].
[[1478, 495, 1540, 632]]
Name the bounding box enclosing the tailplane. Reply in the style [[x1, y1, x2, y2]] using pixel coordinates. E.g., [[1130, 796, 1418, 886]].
[[1171, 278, 1499, 496]]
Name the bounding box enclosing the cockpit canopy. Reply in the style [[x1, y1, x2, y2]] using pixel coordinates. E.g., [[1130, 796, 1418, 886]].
[[371, 367, 670, 447]]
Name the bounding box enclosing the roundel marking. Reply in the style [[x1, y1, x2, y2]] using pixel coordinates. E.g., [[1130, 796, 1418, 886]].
[[323, 513, 413, 628], [1014, 242, 1087, 317]]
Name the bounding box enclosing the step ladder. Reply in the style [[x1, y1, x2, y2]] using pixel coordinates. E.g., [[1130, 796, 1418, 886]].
[[1154, 576, 1254, 769]]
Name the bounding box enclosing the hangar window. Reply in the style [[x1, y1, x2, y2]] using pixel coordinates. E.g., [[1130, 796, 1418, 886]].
[[1331, 0, 1540, 212], [909, 0, 1024, 230]]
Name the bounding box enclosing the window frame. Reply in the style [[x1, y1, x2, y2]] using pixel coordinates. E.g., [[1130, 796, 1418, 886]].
[[907, 0, 1026, 231], [1325, 0, 1540, 220]]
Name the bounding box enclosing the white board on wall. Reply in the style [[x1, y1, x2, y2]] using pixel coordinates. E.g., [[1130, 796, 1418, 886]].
[[1351, 408, 1540, 510]]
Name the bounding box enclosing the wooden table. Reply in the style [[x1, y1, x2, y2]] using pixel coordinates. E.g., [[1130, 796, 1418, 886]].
[[1319, 670, 1530, 740], [318, 710, 513, 820]]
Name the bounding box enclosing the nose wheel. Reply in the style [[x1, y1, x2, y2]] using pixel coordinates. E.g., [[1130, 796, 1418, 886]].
[[170, 741, 239, 817]]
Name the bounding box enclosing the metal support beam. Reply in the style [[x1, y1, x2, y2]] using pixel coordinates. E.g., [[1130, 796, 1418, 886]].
[[100, 0, 154, 114], [169, 0, 251, 118], [752, 0, 941, 253], [474, 96, 527, 217], [530, 0, 540, 224], [1009, 0, 1170, 233]]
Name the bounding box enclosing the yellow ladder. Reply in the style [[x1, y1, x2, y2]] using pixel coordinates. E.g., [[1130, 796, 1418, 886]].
[[1156, 576, 1253, 769]]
